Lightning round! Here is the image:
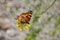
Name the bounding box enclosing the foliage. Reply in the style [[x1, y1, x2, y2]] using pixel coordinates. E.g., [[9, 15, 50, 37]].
[[26, 0, 57, 40]]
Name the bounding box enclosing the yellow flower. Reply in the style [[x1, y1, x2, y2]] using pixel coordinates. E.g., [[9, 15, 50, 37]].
[[16, 20, 19, 22], [16, 24, 20, 28], [20, 29, 23, 32], [23, 24, 30, 30], [16, 20, 30, 32]]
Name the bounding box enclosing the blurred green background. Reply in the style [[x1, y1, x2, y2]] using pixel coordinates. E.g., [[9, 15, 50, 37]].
[[0, 0, 60, 40]]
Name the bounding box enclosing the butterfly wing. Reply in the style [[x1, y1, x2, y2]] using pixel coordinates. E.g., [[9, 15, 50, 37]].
[[16, 11, 32, 24]]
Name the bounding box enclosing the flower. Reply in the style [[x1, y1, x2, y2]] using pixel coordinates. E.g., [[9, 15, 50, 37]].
[[16, 20, 30, 32]]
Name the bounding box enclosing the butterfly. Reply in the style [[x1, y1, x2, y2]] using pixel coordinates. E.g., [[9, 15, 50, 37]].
[[16, 11, 32, 24]]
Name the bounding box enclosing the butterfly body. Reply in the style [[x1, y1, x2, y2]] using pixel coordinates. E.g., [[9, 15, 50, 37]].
[[16, 11, 32, 24]]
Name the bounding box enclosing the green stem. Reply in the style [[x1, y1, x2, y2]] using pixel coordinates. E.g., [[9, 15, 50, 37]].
[[40, 0, 56, 15]]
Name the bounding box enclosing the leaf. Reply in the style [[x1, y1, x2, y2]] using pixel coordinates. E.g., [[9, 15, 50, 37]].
[[55, 16, 60, 27]]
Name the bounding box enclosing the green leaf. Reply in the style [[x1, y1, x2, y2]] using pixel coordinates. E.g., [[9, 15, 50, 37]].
[[25, 33, 36, 40], [55, 16, 60, 27], [47, 16, 53, 22], [49, 29, 56, 36], [32, 15, 39, 23]]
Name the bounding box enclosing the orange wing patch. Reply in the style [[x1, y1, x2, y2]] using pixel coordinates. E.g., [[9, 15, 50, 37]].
[[16, 11, 32, 24]]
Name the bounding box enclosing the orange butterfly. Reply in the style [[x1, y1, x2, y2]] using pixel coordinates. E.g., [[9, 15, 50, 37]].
[[16, 11, 32, 24]]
